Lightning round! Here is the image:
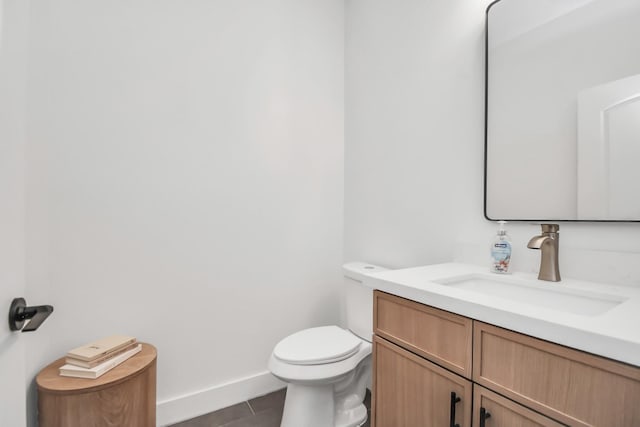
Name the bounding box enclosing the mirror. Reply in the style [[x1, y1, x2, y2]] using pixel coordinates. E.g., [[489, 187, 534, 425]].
[[485, 0, 640, 221]]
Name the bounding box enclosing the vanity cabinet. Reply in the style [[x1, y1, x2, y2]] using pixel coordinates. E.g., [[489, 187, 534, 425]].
[[371, 290, 640, 427], [372, 291, 473, 427]]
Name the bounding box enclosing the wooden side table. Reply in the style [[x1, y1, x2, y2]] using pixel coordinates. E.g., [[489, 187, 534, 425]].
[[36, 342, 157, 427]]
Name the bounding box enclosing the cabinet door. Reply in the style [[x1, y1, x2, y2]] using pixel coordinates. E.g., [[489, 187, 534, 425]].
[[372, 336, 472, 427], [374, 291, 472, 378], [473, 385, 565, 427], [474, 322, 640, 427]]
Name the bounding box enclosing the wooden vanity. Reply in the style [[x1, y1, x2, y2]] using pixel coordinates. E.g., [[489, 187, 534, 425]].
[[371, 291, 640, 427]]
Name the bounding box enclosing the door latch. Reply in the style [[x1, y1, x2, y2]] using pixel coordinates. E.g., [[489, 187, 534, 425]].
[[8, 297, 54, 332]]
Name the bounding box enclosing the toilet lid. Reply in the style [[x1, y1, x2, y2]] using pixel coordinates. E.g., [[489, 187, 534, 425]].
[[273, 326, 362, 365]]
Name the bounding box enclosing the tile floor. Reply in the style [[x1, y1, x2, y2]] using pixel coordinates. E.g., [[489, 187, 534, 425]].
[[170, 388, 372, 427]]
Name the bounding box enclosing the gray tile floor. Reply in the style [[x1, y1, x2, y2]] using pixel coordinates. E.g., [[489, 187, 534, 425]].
[[170, 388, 372, 427]]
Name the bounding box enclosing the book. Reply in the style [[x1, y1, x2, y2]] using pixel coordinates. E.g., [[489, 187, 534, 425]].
[[65, 342, 139, 368], [66, 335, 137, 362], [59, 344, 142, 379]]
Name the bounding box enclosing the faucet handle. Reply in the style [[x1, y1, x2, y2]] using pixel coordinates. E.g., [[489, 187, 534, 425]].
[[541, 224, 559, 233]]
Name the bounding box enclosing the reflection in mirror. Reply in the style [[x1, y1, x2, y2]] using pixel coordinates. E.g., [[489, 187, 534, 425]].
[[485, 0, 640, 221]]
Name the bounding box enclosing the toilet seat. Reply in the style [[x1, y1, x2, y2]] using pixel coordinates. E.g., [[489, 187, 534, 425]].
[[273, 326, 362, 365], [269, 339, 371, 384]]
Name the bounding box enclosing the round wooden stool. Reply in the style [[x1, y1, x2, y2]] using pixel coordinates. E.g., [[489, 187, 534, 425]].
[[36, 342, 157, 427]]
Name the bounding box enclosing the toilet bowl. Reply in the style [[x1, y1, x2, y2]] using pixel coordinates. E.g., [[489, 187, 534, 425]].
[[268, 262, 387, 427], [268, 326, 372, 427]]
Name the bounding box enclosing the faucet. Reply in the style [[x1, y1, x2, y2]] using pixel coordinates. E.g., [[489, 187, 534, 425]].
[[527, 224, 561, 282]]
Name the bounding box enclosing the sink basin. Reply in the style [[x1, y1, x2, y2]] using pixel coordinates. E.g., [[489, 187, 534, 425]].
[[435, 274, 628, 316]]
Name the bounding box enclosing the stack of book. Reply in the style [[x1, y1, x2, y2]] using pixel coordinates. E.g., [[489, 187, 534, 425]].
[[59, 335, 141, 379]]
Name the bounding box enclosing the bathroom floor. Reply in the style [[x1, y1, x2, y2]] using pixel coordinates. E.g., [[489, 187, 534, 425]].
[[170, 388, 372, 427]]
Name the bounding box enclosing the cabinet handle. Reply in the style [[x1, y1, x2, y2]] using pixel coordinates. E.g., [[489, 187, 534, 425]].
[[479, 407, 491, 427], [450, 391, 461, 427]]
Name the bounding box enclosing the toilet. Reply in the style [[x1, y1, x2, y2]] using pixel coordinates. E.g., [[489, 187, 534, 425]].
[[268, 262, 386, 427]]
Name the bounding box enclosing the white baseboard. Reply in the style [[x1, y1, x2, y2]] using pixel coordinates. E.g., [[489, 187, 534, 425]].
[[156, 371, 286, 426]]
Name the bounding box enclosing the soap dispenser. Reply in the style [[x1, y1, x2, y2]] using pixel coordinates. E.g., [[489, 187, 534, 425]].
[[490, 220, 512, 274]]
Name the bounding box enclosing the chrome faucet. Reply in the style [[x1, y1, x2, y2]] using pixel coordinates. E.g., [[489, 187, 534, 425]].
[[527, 224, 561, 282]]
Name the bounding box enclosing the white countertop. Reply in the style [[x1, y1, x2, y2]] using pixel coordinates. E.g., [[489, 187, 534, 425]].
[[361, 262, 640, 367]]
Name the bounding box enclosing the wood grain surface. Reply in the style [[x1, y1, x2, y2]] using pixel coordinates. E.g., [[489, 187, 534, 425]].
[[37, 342, 157, 427], [374, 290, 473, 378], [474, 322, 640, 427], [372, 335, 472, 427]]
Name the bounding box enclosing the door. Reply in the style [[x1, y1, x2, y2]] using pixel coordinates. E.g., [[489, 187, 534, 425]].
[[0, 0, 30, 425], [372, 336, 472, 427], [577, 73, 640, 220]]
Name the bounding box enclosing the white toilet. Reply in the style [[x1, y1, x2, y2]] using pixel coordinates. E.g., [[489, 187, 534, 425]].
[[268, 262, 386, 427]]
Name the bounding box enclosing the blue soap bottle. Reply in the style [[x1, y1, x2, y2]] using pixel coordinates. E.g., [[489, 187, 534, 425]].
[[490, 221, 512, 274]]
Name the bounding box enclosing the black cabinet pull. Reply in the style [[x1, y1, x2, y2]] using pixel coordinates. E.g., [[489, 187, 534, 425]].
[[480, 407, 491, 427], [450, 391, 461, 427]]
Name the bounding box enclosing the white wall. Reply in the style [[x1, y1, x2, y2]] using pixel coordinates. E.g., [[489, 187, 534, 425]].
[[23, 1, 344, 425], [345, 0, 489, 268], [345, 0, 640, 288]]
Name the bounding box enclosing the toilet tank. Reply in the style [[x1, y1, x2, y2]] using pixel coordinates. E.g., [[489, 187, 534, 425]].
[[343, 262, 388, 342]]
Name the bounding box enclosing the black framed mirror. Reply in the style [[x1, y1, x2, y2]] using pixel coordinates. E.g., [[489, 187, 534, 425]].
[[484, 0, 640, 222]]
